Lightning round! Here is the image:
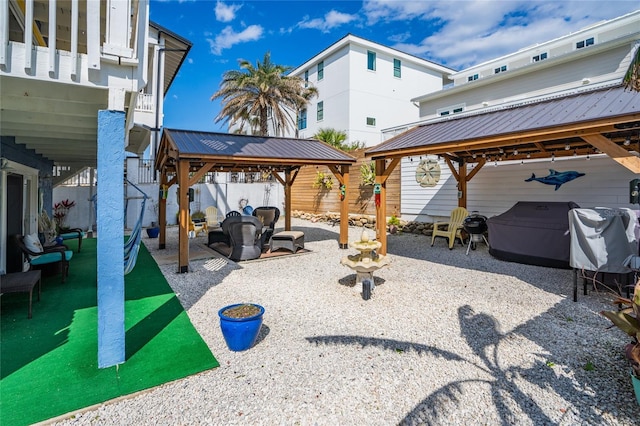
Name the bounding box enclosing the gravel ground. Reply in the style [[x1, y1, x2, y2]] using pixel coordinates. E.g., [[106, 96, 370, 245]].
[[54, 218, 639, 425]]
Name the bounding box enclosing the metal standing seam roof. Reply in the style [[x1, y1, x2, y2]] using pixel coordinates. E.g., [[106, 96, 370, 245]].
[[367, 84, 640, 155], [162, 129, 357, 163]]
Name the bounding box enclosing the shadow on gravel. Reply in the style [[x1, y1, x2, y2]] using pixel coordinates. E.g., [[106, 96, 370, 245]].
[[337, 274, 386, 289], [273, 224, 340, 243], [306, 303, 639, 425]]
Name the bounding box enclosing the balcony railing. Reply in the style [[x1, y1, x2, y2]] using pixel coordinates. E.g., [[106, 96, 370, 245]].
[[136, 93, 154, 112], [0, 0, 147, 83]]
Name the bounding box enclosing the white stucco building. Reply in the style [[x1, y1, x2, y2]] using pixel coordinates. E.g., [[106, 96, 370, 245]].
[[377, 10, 640, 222], [287, 34, 455, 147]]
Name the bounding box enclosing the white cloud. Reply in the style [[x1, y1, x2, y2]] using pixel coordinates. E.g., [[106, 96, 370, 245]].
[[207, 25, 264, 55], [187, 58, 194, 64], [297, 10, 358, 33], [362, 0, 639, 69], [215, 1, 242, 23]]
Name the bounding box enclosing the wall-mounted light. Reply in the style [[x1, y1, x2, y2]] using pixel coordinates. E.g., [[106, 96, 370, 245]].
[[482, 153, 486, 158], [526, 153, 531, 159], [513, 149, 518, 156], [472, 153, 477, 159], [624, 138, 631, 146], [565, 144, 570, 150]]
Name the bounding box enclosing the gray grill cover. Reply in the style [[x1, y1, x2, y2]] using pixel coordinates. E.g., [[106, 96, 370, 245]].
[[487, 201, 579, 268], [568, 208, 639, 273]]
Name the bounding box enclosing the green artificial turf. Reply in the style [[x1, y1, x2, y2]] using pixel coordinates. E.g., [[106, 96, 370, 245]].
[[1, 238, 219, 426]]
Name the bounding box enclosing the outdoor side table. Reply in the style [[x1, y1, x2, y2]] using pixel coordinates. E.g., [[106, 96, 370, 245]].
[[0, 270, 42, 319]]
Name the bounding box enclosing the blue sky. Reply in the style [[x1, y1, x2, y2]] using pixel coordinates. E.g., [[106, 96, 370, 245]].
[[151, 0, 640, 133]]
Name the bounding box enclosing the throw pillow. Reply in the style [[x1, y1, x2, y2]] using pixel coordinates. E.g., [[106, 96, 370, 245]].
[[24, 233, 44, 254]]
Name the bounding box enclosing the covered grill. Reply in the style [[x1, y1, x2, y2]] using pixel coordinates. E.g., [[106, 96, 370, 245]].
[[463, 212, 488, 255]]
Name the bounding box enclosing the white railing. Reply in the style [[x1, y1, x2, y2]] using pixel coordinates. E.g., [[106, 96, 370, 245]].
[[136, 93, 155, 111], [0, 0, 147, 82]]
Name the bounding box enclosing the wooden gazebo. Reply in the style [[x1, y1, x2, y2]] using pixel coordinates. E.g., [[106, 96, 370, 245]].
[[366, 84, 640, 255], [155, 129, 356, 272]]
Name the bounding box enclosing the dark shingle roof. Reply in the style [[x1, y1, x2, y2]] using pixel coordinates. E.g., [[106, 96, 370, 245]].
[[162, 129, 356, 164], [367, 84, 640, 156]]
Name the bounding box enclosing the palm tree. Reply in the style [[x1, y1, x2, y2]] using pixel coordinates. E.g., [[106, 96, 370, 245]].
[[313, 128, 365, 151], [211, 52, 318, 136]]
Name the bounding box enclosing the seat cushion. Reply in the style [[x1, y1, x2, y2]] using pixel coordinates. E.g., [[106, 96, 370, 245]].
[[30, 250, 73, 265], [59, 231, 85, 240]]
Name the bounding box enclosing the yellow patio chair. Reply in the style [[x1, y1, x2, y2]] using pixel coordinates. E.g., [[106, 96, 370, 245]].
[[205, 206, 222, 228], [189, 215, 208, 237], [431, 207, 469, 249]]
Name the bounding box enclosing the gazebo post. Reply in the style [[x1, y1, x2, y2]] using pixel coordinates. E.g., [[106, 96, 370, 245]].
[[458, 159, 467, 208], [284, 168, 292, 231], [339, 165, 350, 249], [375, 159, 387, 255], [158, 172, 168, 250], [177, 159, 190, 273]]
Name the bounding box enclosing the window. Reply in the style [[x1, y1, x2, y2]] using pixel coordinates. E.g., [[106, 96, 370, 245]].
[[437, 104, 465, 116], [467, 74, 478, 82], [532, 52, 548, 62], [298, 109, 307, 130], [317, 61, 324, 80], [304, 70, 309, 87], [366, 117, 376, 126], [317, 101, 324, 121], [494, 65, 507, 74], [576, 37, 594, 49], [393, 59, 401, 78], [367, 51, 376, 71]]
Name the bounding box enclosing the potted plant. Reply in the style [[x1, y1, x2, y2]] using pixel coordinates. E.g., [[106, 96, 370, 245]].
[[360, 162, 375, 186], [218, 303, 265, 351], [146, 202, 160, 238], [387, 214, 401, 234], [53, 198, 76, 233], [600, 278, 640, 405], [312, 171, 333, 190]]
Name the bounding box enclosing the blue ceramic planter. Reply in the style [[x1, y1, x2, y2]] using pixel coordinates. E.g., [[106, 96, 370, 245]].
[[146, 227, 160, 238], [218, 304, 264, 351], [632, 370, 640, 406]]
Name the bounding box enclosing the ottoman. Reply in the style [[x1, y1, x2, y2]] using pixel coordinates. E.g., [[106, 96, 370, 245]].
[[270, 231, 305, 253]]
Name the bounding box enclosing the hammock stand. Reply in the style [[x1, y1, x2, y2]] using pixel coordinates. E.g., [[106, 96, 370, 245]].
[[90, 180, 148, 274]]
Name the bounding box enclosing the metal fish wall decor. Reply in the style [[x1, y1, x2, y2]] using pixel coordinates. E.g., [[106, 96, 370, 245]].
[[525, 169, 585, 190]]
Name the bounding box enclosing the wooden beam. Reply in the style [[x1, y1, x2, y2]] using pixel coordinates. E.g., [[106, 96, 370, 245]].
[[379, 158, 400, 183], [177, 159, 190, 273], [368, 118, 635, 160], [443, 156, 459, 181], [158, 174, 167, 250], [466, 158, 486, 181], [271, 172, 285, 186], [188, 163, 215, 187], [582, 134, 640, 173], [375, 159, 387, 255], [458, 161, 467, 208], [339, 165, 350, 249], [284, 169, 292, 231]]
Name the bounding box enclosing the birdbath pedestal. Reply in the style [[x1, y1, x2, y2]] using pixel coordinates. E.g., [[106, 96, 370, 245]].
[[340, 229, 391, 296]]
